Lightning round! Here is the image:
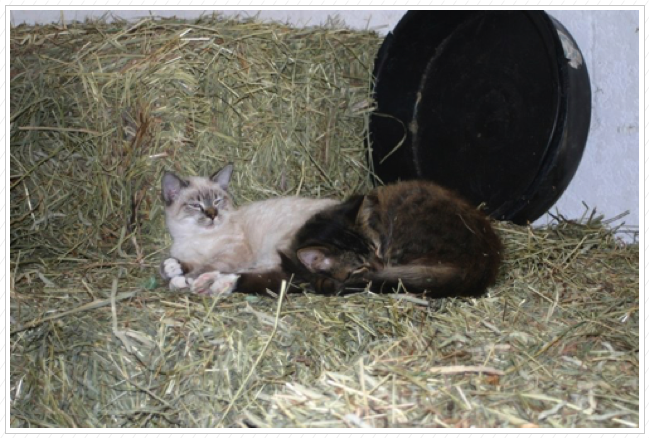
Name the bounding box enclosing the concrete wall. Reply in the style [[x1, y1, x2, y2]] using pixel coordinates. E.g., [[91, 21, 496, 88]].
[[10, 9, 640, 234]]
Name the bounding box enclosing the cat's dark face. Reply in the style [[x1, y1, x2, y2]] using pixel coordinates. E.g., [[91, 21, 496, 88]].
[[162, 164, 234, 233], [290, 194, 383, 293], [297, 246, 367, 281], [296, 245, 383, 293]]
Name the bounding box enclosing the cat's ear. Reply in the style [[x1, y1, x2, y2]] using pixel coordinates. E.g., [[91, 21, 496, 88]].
[[161, 172, 188, 205], [210, 163, 234, 191], [297, 246, 333, 273], [339, 195, 366, 223], [357, 194, 378, 225]]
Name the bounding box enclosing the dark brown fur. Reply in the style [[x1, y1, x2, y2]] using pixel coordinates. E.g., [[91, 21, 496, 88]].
[[283, 180, 503, 297]]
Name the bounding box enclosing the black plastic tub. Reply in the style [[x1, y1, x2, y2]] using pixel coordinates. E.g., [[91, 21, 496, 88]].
[[369, 11, 591, 224]]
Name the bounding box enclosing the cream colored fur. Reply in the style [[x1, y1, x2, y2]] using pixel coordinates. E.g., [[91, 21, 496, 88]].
[[168, 195, 338, 273], [162, 168, 338, 285]]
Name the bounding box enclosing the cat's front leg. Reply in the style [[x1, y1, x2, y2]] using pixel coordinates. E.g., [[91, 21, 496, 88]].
[[191, 271, 240, 296], [169, 276, 192, 290], [160, 258, 195, 290], [160, 258, 184, 280], [311, 275, 344, 295]]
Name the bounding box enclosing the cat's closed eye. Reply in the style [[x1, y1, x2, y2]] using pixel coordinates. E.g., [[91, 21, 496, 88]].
[[187, 203, 202, 210]]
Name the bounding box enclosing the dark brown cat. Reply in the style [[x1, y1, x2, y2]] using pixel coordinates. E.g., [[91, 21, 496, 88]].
[[280, 180, 503, 297]]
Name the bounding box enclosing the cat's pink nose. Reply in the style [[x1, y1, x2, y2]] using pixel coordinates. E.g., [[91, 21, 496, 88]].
[[204, 207, 217, 219]]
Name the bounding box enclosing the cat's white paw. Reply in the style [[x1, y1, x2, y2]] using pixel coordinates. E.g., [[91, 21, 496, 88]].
[[163, 258, 184, 279], [191, 272, 240, 296], [169, 276, 191, 291]]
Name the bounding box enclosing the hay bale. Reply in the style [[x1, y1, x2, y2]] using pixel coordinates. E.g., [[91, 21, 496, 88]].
[[10, 14, 638, 428]]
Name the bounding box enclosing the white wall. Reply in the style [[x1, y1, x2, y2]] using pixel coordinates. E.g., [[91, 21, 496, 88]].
[[10, 9, 640, 234]]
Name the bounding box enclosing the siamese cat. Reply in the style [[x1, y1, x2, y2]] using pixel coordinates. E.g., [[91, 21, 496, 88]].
[[160, 163, 338, 295]]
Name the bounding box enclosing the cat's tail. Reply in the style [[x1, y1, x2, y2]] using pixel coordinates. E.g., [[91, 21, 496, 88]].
[[365, 263, 458, 295], [366, 259, 497, 298]]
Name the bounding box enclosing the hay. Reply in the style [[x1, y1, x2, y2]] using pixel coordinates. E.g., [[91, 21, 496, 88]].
[[9, 14, 639, 429]]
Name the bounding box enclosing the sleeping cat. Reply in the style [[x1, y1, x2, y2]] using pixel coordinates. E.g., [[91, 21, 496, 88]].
[[281, 180, 503, 297], [160, 163, 338, 295]]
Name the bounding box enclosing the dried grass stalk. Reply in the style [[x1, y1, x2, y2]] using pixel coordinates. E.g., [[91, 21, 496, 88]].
[[10, 14, 638, 429]]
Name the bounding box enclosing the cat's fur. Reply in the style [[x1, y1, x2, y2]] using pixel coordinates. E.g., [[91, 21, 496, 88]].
[[281, 180, 503, 297], [160, 164, 338, 294]]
